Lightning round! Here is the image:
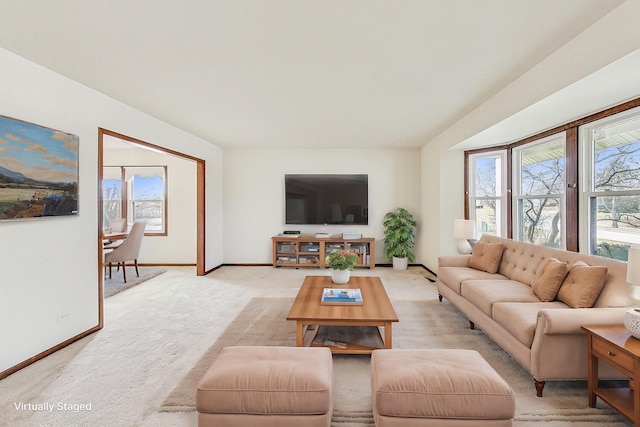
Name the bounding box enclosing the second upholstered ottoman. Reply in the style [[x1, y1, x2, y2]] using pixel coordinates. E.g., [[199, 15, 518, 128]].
[[371, 349, 515, 426]]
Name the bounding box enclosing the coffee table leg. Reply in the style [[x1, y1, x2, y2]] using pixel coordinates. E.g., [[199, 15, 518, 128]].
[[384, 322, 392, 349], [296, 321, 304, 347]]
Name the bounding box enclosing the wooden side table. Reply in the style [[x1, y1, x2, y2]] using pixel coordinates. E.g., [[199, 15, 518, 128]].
[[582, 324, 640, 426]]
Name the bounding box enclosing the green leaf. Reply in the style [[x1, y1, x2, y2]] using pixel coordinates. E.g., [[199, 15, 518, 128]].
[[383, 207, 417, 262]]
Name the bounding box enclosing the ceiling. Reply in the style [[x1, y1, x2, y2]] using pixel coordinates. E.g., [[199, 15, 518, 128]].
[[0, 1, 626, 149]]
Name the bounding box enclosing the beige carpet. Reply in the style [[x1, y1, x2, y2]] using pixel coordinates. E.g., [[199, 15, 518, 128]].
[[162, 296, 627, 426], [0, 266, 631, 427]]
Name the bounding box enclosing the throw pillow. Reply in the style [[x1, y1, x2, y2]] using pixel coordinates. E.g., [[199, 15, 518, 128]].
[[556, 261, 608, 308], [531, 258, 568, 302], [468, 242, 504, 274]]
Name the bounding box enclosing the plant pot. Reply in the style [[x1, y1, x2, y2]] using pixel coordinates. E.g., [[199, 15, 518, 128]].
[[392, 257, 408, 270], [331, 269, 350, 284]]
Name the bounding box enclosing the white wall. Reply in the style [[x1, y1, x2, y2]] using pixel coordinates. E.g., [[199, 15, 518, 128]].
[[223, 148, 421, 265], [419, 147, 464, 272], [103, 145, 198, 264], [0, 48, 223, 374]]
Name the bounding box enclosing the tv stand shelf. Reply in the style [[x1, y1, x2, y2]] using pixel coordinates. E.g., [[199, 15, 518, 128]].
[[272, 236, 375, 269]]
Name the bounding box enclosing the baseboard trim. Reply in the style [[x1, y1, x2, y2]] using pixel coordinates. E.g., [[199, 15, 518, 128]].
[[138, 263, 196, 267], [200, 264, 266, 276], [204, 264, 224, 275], [217, 262, 438, 277], [419, 264, 437, 277], [0, 324, 101, 380], [223, 263, 273, 267], [105, 262, 196, 269]]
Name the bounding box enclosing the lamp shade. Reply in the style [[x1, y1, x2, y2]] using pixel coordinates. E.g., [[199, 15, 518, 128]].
[[453, 219, 475, 240], [627, 246, 640, 286]]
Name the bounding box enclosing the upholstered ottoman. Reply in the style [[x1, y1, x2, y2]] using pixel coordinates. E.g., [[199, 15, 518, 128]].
[[371, 349, 515, 427], [196, 346, 333, 427]]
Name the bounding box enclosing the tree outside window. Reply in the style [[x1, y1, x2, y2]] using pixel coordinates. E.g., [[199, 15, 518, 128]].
[[469, 151, 507, 238], [102, 166, 123, 231], [103, 179, 121, 226], [583, 111, 640, 260], [514, 134, 565, 248]]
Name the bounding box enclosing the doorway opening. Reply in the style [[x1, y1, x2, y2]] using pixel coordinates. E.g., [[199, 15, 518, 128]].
[[98, 128, 206, 326]]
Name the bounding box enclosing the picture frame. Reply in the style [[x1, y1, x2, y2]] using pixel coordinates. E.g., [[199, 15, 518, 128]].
[[0, 115, 79, 220]]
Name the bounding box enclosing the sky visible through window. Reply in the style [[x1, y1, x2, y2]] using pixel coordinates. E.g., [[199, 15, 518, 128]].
[[475, 157, 497, 196], [133, 175, 163, 200], [103, 179, 120, 198], [594, 140, 640, 192]]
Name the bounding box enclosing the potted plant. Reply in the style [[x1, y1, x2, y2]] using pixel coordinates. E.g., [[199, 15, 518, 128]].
[[326, 250, 359, 284], [383, 207, 418, 270]]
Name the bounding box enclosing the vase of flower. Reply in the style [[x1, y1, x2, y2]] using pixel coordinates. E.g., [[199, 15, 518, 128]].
[[325, 250, 358, 284], [331, 269, 350, 284]]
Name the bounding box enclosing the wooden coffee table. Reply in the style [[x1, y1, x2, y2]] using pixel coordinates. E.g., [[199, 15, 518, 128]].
[[286, 276, 399, 354]]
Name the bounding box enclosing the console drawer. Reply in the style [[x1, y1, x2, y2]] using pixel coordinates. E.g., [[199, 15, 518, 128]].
[[592, 335, 634, 374]]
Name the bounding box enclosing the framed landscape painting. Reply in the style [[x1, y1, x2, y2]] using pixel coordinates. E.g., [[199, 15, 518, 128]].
[[0, 115, 79, 220]]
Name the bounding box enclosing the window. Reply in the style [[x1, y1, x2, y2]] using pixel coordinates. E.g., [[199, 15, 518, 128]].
[[513, 133, 566, 248], [127, 167, 166, 233], [464, 97, 640, 257], [580, 106, 640, 260], [468, 151, 507, 238], [102, 167, 123, 229], [102, 166, 167, 235]]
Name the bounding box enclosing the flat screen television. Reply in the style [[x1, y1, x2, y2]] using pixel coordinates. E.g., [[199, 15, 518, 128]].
[[285, 174, 368, 225]]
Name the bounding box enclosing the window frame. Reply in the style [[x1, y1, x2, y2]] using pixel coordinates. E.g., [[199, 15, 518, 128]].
[[512, 132, 567, 248], [579, 105, 640, 258], [467, 150, 508, 238]]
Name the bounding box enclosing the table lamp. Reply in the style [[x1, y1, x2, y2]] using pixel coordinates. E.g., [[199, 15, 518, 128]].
[[624, 246, 640, 339], [453, 219, 475, 255]]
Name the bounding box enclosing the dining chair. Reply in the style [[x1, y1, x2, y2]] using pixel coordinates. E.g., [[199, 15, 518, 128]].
[[104, 221, 146, 283]]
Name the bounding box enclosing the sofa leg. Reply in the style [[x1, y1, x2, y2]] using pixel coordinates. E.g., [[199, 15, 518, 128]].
[[534, 379, 545, 397], [438, 294, 443, 302], [469, 320, 475, 330]]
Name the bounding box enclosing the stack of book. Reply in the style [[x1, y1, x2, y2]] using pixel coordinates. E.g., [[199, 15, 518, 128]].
[[321, 288, 363, 305]]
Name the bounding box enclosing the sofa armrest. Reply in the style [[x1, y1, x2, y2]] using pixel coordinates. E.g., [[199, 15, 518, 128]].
[[537, 307, 628, 335], [438, 255, 471, 268]]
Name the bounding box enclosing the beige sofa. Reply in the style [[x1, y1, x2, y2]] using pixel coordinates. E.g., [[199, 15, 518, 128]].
[[438, 234, 639, 396]]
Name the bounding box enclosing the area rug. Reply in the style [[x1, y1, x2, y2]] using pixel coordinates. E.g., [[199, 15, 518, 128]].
[[161, 297, 627, 426], [104, 267, 166, 298]]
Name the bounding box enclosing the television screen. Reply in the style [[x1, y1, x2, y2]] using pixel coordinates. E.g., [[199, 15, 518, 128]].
[[285, 174, 368, 225]]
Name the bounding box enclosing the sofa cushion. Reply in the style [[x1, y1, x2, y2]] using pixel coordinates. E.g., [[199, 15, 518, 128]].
[[557, 261, 608, 308], [461, 280, 540, 317], [531, 258, 568, 302], [438, 266, 508, 294], [493, 302, 569, 348], [468, 242, 504, 274]]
